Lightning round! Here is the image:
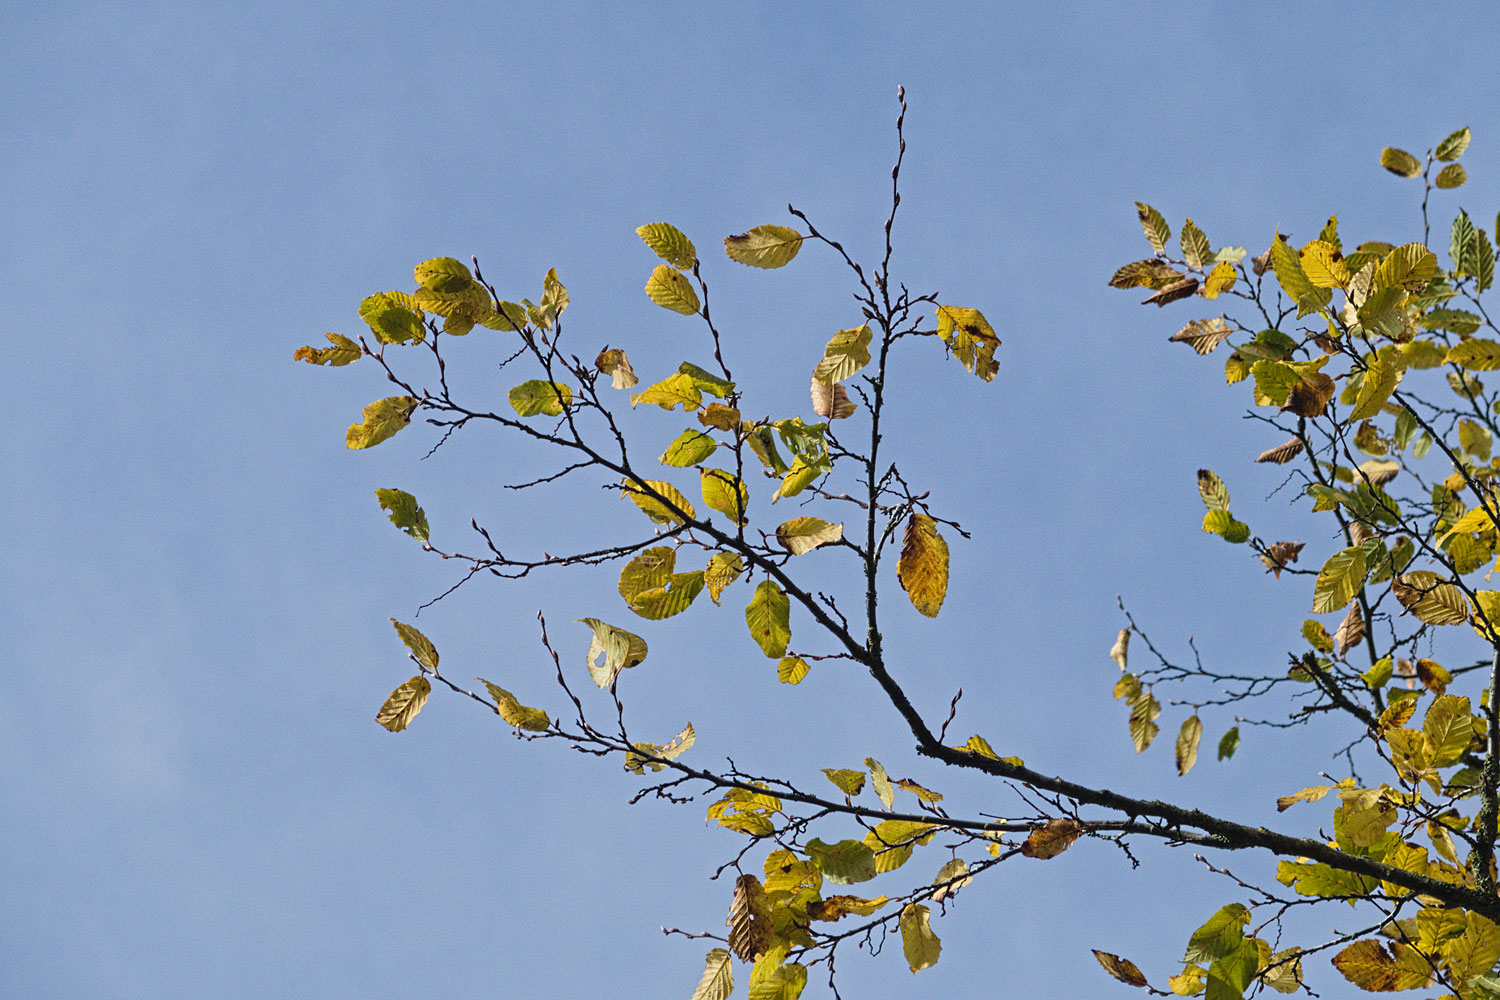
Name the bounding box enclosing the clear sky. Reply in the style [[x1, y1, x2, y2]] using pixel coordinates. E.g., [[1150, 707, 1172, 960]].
[[6, 2, 1500, 997]]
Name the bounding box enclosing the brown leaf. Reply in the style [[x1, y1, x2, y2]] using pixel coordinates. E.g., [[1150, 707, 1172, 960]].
[[1349, 521, 1373, 546], [1021, 818, 1084, 859], [1142, 277, 1200, 307], [1109, 259, 1184, 290], [725, 873, 770, 962], [1282, 372, 1335, 417], [1260, 540, 1304, 578], [1334, 603, 1365, 657], [810, 377, 857, 419], [1169, 317, 1233, 355], [1256, 438, 1305, 464], [1396, 657, 1416, 690]]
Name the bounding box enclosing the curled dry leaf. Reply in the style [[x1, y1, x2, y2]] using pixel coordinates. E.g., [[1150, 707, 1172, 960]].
[[726, 873, 770, 962], [1334, 602, 1365, 657], [1142, 276, 1200, 307], [1092, 950, 1149, 989], [1260, 540, 1304, 578], [1109, 628, 1129, 670], [1256, 438, 1305, 464], [810, 376, 857, 419], [1169, 317, 1233, 355]]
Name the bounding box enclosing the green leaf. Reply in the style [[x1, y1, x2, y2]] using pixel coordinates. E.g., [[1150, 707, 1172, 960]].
[[1183, 904, 1250, 964], [636, 222, 697, 269], [413, 257, 473, 293], [375, 674, 431, 732], [1436, 163, 1468, 189], [577, 617, 649, 688], [631, 372, 703, 411], [1348, 356, 1403, 422], [1135, 202, 1171, 254], [346, 396, 417, 450], [676, 362, 734, 399], [617, 547, 704, 620], [660, 429, 718, 467], [745, 580, 791, 658], [700, 468, 749, 525], [644, 264, 700, 314], [899, 904, 942, 973], [1129, 690, 1160, 752], [294, 332, 362, 366], [822, 768, 865, 796], [746, 962, 806, 1000], [688, 949, 733, 1000], [620, 478, 696, 525], [1196, 469, 1230, 511], [1472, 229, 1496, 293], [1181, 218, 1210, 269], [777, 655, 810, 684], [359, 291, 428, 343], [1201, 510, 1250, 544], [811, 325, 874, 385], [1436, 127, 1471, 161], [1374, 243, 1438, 291], [374, 488, 430, 542], [897, 513, 949, 616], [1312, 546, 1368, 614], [390, 619, 439, 671], [1217, 726, 1240, 761], [1448, 339, 1500, 371], [775, 517, 843, 555], [507, 380, 573, 417], [1380, 147, 1423, 178], [478, 679, 550, 731], [805, 838, 877, 885], [724, 225, 803, 268], [1269, 235, 1331, 317]]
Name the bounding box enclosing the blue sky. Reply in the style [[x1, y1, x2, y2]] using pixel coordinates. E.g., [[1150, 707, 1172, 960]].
[[6, 2, 1500, 997]]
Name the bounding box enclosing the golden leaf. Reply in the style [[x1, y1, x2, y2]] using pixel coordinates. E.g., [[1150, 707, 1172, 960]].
[[1021, 818, 1084, 859], [897, 513, 949, 618]]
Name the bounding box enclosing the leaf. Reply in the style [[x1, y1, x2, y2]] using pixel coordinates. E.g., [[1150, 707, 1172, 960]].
[[375, 488, 430, 542], [1448, 339, 1500, 371], [894, 777, 942, 803], [478, 680, 550, 731], [616, 547, 703, 620], [636, 222, 697, 269], [746, 962, 806, 1000], [376, 674, 431, 732], [866, 757, 895, 809], [764, 656, 805, 687], [1200, 261, 1237, 299], [1260, 540, 1304, 578], [594, 347, 639, 389], [1334, 602, 1365, 656], [1436, 163, 1468, 189], [1300, 240, 1350, 288], [294, 332, 361, 366], [1184, 904, 1249, 964], [1348, 356, 1402, 422], [1175, 716, 1202, 776], [346, 396, 417, 450], [704, 552, 744, 605], [822, 768, 866, 796], [1110, 628, 1130, 670], [1417, 657, 1452, 695], [897, 513, 949, 617], [414, 257, 473, 293], [1256, 438, 1304, 464], [660, 429, 718, 467], [1196, 469, 1230, 511], [1169, 318, 1233, 355], [1424, 694, 1475, 767], [1437, 127, 1472, 161], [724, 225, 803, 268], [1331, 940, 1429, 992], [1093, 951, 1149, 989], [811, 325, 873, 385], [808, 894, 888, 921], [1021, 818, 1084, 859], [1142, 276, 1199, 307], [700, 468, 749, 525], [676, 363, 734, 399], [726, 873, 770, 963], [1109, 258, 1183, 289], [809, 377, 857, 419], [1129, 690, 1160, 752], [745, 580, 790, 658], [929, 858, 972, 903], [644, 264, 700, 314], [934, 306, 1001, 380], [805, 838, 877, 885], [1217, 727, 1240, 761], [1380, 147, 1423, 178], [1312, 545, 1368, 614], [577, 617, 649, 688], [1201, 510, 1250, 544], [390, 619, 439, 672], [1168, 965, 1207, 996], [507, 380, 573, 417], [624, 722, 696, 773], [1275, 779, 1352, 811], [899, 904, 942, 973], [1180, 219, 1210, 269], [1393, 571, 1470, 625], [1135, 202, 1171, 254], [775, 517, 843, 555], [1374, 243, 1438, 291], [620, 478, 696, 526], [1269, 235, 1331, 317], [688, 949, 733, 1000]]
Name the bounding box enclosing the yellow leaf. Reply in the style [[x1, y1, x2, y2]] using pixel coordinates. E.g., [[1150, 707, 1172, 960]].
[[1175, 716, 1203, 776], [775, 517, 844, 555], [594, 347, 639, 388], [1021, 818, 1084, 859], [1331, 939, 1430, 991], [700, 468, 749, 525], [577, 617, 649, 688], [1199, 261, 1237, 299], [698, 403, 741, 430], [1380, 147, 1422, 178], [1447, 339, 1500, 371], [897, 513, 949, 618], [413, 256, 473, 293], [375, 674, 431, 732], [808, 894, 888, 921], [1312, 545, 1367, 614], [636, 222, 697, 269], [390, 619, 439, 672], [644, 264, 700, 314], [346, 396, 417, 450], [899, 904, 942, 973], [1393, 571, 1469, 625], [1092, 950, 1149, 989], [1300, 240, 1350, 288], [294, 332, 361, 366], [776, 655, 809, 684], [705, 552, 744, 604], [1348, 356, 1402, 422], [1269, 234, 1331, 317], [624, 722, 695, 774], [507, 380, 573, 417], [724, 224, 803, 268], [745, 581, 791, 658], [811, 325, 873, 385], [1129, 690, 1160, 752], [934, 305, 1001, 381], [688, 948, 734, 1000], [1374, 243, 1438, 291], [620, 478, 696, 525], [478, 679, 550, 731]]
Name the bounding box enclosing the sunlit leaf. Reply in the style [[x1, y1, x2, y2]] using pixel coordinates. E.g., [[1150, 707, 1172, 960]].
[[745, 580, 790, 658], [934, 305, 1001, 381], [375, 488, 430, 542], [900, 904, 942, 974], [295, 332, 361, 366], [811, 325, 873, 385], [776, 516, 843, 556], [414, 257, 473, 293], [594, 347, 639, 388], [705, 552, 744, 604], [620, 478, 696, 525], [1093, 951, 1149, 989], [1180, 218, 1210, 269], [1393, 571, 1470, 625], [1312, 545, 1367, 613], [1435, 163, 1468, 189], [688, 949, 733, 1000], [1437, 127, 1471, 161], [866, 757, 895, 810], [724, 225, 803, 268], [1175, 716, 1202, 776], [636, 222, 697, 269], [508, 380, 573, 417], [898, 513, 949, 617], [1110, 628, 1130, 670], [631, 372, 703, 411], [805, 838, 877, 885], [644, 264, 700, 314], [1135, 202, 1170, 254], [1021, 818, 1084, 859], [660, 428, 718, 467], [376, 674, 431, 732], [478, 679, 550, 731], [390, 619, 438, 672], [1169, 317, 1232, 354], [577, 617, 649, 688], [346, 396, 417, 449], [624, 722, 695, 773], [1380, 147, 1422, 178], [700, 468, 749, 525], [810, 377, 857, 419]]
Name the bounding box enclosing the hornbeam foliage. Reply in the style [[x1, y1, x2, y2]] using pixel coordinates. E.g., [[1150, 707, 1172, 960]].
[[297, 100, 1500, 998]]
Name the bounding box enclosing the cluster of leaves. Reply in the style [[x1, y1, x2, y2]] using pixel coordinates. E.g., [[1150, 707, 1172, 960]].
[[1101, 126, 1500, 998]]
